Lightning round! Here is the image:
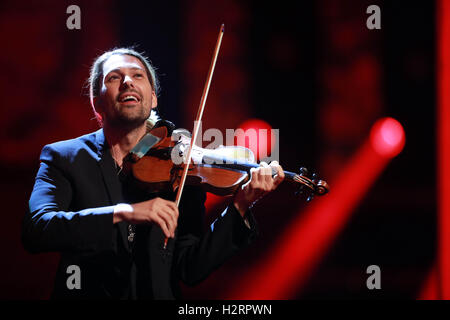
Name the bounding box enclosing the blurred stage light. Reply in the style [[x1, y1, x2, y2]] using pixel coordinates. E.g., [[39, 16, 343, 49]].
[[224, 117, 405, 299], [204, 192, 226, 213], [437, 0, 450, 300], [418, 266, 438, 300], [370, 117, 406, 158], [235, 119, 275, 161]]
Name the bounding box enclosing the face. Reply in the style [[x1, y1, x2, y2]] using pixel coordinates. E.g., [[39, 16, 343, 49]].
[[96, 54, 157, 128]]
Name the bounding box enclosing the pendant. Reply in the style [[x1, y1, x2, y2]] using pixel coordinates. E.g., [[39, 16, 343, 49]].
[[128, 224, 135, 242]]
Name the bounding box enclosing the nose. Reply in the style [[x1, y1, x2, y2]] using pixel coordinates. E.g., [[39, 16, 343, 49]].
[[122, 75, 134, 87]]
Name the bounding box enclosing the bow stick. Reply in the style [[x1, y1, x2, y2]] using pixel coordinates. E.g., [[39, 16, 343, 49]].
[[164, 24, 225, 249]]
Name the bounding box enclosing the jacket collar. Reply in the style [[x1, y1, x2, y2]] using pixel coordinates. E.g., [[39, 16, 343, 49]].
[[94, 128, 107, 161], [93, 128, 125, 204], [94, 128, 131, 251]]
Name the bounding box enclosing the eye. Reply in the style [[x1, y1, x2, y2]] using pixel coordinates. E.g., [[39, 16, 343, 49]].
[[134, 73, 144, 79], [107, 75, 120, 82]]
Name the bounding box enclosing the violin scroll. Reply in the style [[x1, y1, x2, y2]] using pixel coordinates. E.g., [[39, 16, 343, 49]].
[[293, 166, 329, 201]]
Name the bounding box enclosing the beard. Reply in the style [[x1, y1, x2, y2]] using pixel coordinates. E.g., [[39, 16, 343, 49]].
[[106, 101, 151, 130]]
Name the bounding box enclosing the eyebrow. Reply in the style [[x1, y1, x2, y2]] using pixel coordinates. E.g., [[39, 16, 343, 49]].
[[106, 67, 145, 74]]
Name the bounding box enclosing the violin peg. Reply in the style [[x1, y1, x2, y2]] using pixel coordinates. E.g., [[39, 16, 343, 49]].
[[294, 185, 305, 196], [299, 167, 309, 176], [306, 194, 314, 202]]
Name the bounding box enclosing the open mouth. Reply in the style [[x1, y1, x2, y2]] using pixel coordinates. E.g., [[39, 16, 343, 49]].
[[118, 93, 141, 104]]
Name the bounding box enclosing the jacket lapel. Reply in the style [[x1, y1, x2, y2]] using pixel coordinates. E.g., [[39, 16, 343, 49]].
[[95, 129, 130, 251]]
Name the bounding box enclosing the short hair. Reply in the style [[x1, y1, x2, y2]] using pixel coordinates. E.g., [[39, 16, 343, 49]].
[[88, 47, 160, 127]]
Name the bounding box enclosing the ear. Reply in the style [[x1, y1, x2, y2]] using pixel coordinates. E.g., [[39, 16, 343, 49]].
[[93, 96, 105, 113], [90, 96, 104, 126], [151, 90, 158, 109]]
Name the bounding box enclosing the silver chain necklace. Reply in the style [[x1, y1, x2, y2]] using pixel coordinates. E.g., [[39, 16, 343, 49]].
[[111, 147, 123, 175]]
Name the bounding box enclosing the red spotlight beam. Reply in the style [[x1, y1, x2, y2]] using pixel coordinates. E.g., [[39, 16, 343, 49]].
[[418, 265, 438, 300], [437, 0, 450, 300], [225, 118, 404, 300]]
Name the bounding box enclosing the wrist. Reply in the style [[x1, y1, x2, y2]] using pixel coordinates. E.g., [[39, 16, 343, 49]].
[[232, 198, 250, 217], [113, 203, 133, 224]]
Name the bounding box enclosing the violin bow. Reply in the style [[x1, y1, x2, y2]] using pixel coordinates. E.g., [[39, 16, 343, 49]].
[[164, 24, 225, 249]]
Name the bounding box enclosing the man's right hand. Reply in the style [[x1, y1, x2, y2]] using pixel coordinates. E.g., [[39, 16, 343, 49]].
[[113, 198, 179, 238]]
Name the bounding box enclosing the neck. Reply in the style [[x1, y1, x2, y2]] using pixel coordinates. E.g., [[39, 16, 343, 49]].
[[103, 122, 147, 167]]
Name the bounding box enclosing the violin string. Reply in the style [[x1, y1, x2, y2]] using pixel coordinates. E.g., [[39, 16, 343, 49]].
[[293, 175, 315, 189]]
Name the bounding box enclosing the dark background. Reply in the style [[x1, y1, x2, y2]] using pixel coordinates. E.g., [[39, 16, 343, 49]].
[[0, 0, 435, 299]]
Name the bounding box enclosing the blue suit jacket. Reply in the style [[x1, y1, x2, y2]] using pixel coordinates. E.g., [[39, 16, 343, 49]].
[[22, 129, 257, 299]]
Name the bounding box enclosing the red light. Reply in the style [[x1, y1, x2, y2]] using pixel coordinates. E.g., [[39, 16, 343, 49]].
[[438, 0, 450, 299], [370, 117, 405, 158], [204, 193, 225, 212], [418, 266, 438, 300], [236, 119, 275, 161]]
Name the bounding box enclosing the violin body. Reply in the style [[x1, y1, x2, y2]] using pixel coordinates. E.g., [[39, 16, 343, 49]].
[[131, 124, 253, 196], [133, 156, 249, 196]]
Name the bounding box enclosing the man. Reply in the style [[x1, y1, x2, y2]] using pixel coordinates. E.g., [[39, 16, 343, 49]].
[[22, 48, 284, 299]]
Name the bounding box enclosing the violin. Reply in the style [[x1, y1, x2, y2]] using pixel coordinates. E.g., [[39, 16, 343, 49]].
[[125, 121, 329, 202]]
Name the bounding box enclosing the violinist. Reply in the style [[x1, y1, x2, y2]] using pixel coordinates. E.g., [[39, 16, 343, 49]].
[[22, 47, 285, 299]]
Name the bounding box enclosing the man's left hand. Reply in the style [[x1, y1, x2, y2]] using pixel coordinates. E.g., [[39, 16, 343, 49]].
[[233, 161, 285, 217]]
